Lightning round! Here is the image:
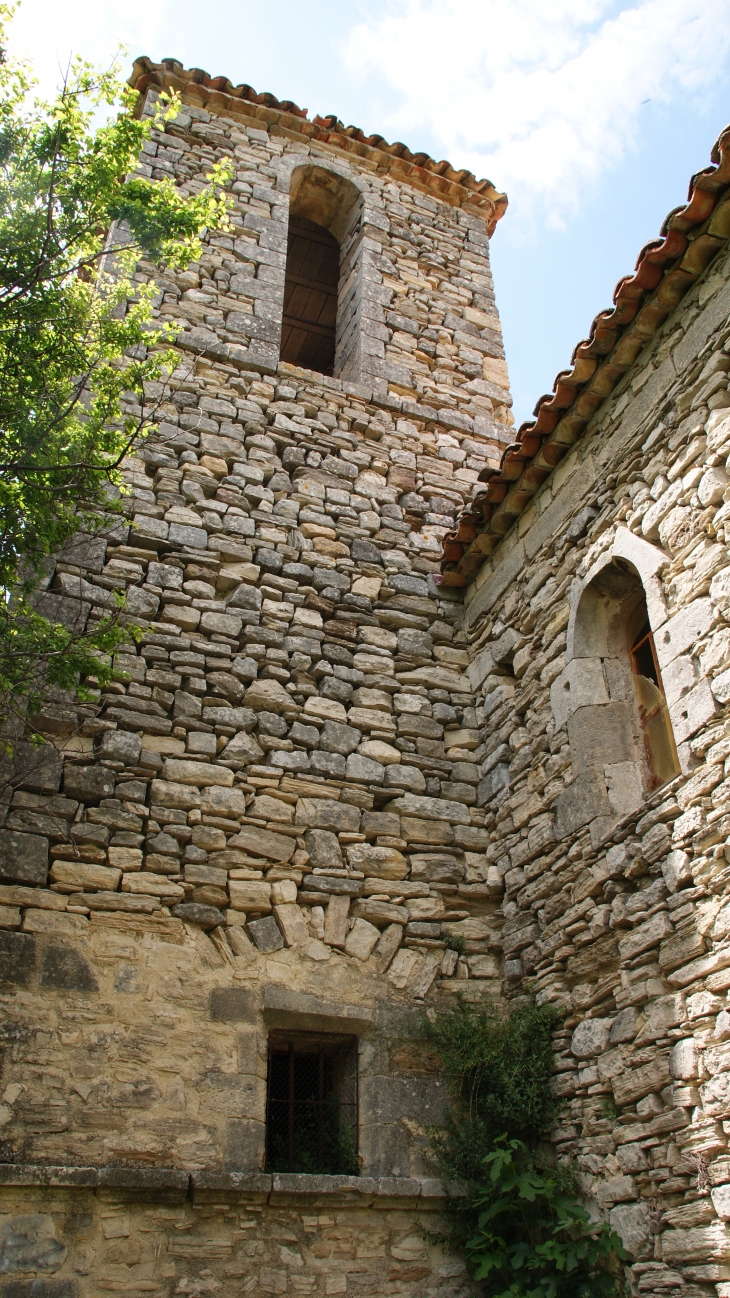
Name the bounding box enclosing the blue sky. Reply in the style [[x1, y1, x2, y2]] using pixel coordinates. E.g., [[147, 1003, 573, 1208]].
[[12, 0, 730, 427]]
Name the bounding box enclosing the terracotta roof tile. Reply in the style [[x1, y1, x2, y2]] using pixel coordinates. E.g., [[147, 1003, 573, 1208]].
[[438, 123, 730, 588], [128, 58, 508, 233]]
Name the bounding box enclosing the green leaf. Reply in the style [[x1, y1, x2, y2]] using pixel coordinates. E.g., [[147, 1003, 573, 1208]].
[[0, 9, 230, 729], [425, 1002, 627, 1298]]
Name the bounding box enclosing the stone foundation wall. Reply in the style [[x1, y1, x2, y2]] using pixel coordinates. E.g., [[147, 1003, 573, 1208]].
[[0, 1174, 476, 1298], [463, 237, 730, 1294]]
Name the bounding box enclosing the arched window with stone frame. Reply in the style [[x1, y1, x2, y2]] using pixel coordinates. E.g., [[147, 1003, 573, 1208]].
[[551, 528, 714, 845], [278, 164, 364, 380]]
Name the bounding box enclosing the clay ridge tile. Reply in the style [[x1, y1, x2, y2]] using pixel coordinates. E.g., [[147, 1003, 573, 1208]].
[[438, 122, 730, 589], [127, 57, 508, 231]]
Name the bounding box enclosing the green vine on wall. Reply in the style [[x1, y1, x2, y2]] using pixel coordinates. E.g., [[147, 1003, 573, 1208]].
[[424, 999, 626, 1298]]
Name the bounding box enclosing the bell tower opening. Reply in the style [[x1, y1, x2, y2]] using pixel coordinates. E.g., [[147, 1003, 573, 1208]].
[[280, 215, 339, 375], [279, 164, 362, 379]]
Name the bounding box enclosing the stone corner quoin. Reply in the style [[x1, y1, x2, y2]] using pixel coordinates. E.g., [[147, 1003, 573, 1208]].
[[2, 70, 730, 1298]]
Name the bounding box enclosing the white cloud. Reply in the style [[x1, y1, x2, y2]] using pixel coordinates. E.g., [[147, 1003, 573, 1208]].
[[345, 0, 730, 229], [7, 0, 170, 100]]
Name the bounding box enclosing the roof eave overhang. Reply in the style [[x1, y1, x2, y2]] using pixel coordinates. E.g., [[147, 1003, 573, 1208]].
[[437, 124, 730, 589], [128, 57, 508, 235]]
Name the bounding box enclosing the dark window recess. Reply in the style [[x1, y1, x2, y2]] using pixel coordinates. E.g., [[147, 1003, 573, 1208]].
[[265, 1030, 358, 1175], [280, 215, 339, 376], [629, 612, 680, 789]]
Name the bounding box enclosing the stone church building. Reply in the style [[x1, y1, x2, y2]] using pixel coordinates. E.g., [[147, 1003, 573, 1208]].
[[0, 55, 729, 1298]]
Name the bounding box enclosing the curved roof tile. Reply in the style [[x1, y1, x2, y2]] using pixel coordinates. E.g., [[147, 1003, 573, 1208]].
[[127, 57, 508, 233], [438, 123, 730, 588]]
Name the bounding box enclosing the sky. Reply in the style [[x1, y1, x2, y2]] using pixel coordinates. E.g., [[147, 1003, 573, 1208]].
[[9, 0, 730, 428]]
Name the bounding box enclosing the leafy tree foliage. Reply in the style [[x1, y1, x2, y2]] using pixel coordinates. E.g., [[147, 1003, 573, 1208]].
[[426, 998, 561, 1184], [466, 1139, 625, 1298], [0, 6, 230, 743], [425, 1000, 626, 1297]]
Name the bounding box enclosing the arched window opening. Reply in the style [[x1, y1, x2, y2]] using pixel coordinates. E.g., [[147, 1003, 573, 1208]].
[[280, 165, 362, 380], [628, 604, 680, 789], [554, 554, 681, 840], [280, 216, 339, 375]]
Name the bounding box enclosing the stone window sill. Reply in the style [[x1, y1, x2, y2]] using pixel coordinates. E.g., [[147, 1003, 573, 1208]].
[[0, 1164, 455, 1207]]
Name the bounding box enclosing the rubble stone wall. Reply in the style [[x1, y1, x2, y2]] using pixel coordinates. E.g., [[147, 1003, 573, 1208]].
[[464, 235, 730, 1295], [7, 74, 730, 1298], [0, 1176, 476, 1297], [0, 89, 511, 1298]]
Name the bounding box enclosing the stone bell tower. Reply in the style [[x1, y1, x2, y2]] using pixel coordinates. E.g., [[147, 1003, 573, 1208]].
[[0, 56, 515, 1298]]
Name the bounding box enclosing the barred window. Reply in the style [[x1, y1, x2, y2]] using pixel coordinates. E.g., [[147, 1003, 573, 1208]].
[[265, 1030, 358, 1175]]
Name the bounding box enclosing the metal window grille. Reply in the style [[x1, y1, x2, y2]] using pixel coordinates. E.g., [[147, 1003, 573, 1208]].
[[265, 1030, 358, 1175]]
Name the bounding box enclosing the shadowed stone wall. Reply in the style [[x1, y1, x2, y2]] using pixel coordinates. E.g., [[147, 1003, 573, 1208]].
[[0, 81, 511, 1298], [464, 228, 730, 1295]]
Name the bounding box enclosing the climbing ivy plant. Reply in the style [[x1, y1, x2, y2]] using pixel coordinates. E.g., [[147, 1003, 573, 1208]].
[[424, 999, 626, 1298]]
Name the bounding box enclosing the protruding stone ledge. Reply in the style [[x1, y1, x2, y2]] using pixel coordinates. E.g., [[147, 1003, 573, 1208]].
[[0, 1165, 450, 1208], [191, 1171, 272, 1204], [191, 1171, 450, 1207], [269, 1173, 382, 1206], [262, 984, 375, 1035], [96, 1166, 190, 1203], [0, 1164, 97, 1188], [238, 1172, 447, 1207]]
